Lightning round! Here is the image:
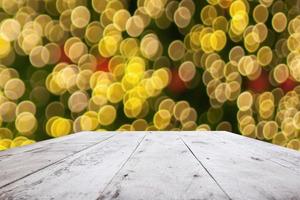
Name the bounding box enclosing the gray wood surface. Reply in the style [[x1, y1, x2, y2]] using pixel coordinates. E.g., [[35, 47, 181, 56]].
[[215, 131, 300, 174], [181, 132, 300, 200], [0, 132, 115, 188], [0, 131, 299, 200], [0, 133, 145, 200], [99, 133, 229, 200]]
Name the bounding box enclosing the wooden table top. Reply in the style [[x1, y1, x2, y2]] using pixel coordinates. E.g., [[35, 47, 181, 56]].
[[0, 131, 299, 200]]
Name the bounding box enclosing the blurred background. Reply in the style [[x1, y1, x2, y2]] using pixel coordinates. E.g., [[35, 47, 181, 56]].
[[0, 0, 300, 151]]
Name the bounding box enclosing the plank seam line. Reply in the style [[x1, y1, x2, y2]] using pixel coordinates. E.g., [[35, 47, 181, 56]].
[[180, 137, 233, 200], [0, 134, 117, 190], [97, 133, 147, 199]]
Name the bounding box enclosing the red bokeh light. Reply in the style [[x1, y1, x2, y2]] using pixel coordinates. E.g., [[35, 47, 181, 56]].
[[59, 45, 72, 64], [96, 57, 110, 72], [247, 70, 270, 93], [168, 69, 186, 94], [280, 77, 297, 93]]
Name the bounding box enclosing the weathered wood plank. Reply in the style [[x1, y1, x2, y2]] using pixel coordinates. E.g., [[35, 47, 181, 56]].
[[1, 131, 299, 200], [214, 131, 300, 174], [99, 133, 230, 200], [0, 133, 145, 200], [0, 132, 111, 157], [181, 131, 300, 200], [0, 132, 115, 188]]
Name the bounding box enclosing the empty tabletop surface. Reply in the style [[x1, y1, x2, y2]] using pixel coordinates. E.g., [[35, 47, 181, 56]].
[[0, 131, 300, 200]]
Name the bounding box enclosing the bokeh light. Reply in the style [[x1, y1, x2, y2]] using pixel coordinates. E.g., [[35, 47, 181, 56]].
[[0, 0, 299, 152]]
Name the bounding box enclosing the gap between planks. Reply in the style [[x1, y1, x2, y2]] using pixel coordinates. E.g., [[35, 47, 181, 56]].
[[96, 133, 147, 199], [180, 136, 232, 200]]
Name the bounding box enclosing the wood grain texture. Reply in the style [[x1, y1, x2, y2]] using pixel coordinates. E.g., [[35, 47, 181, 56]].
[[0, 131, 300, 200], [180, 131, 300, 200], [0, 133, 145, 200], [0, 132, 115, 188], [99, 133, 229, 200], [214, 131, 300, 174], [0, 132, 111, 157]]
